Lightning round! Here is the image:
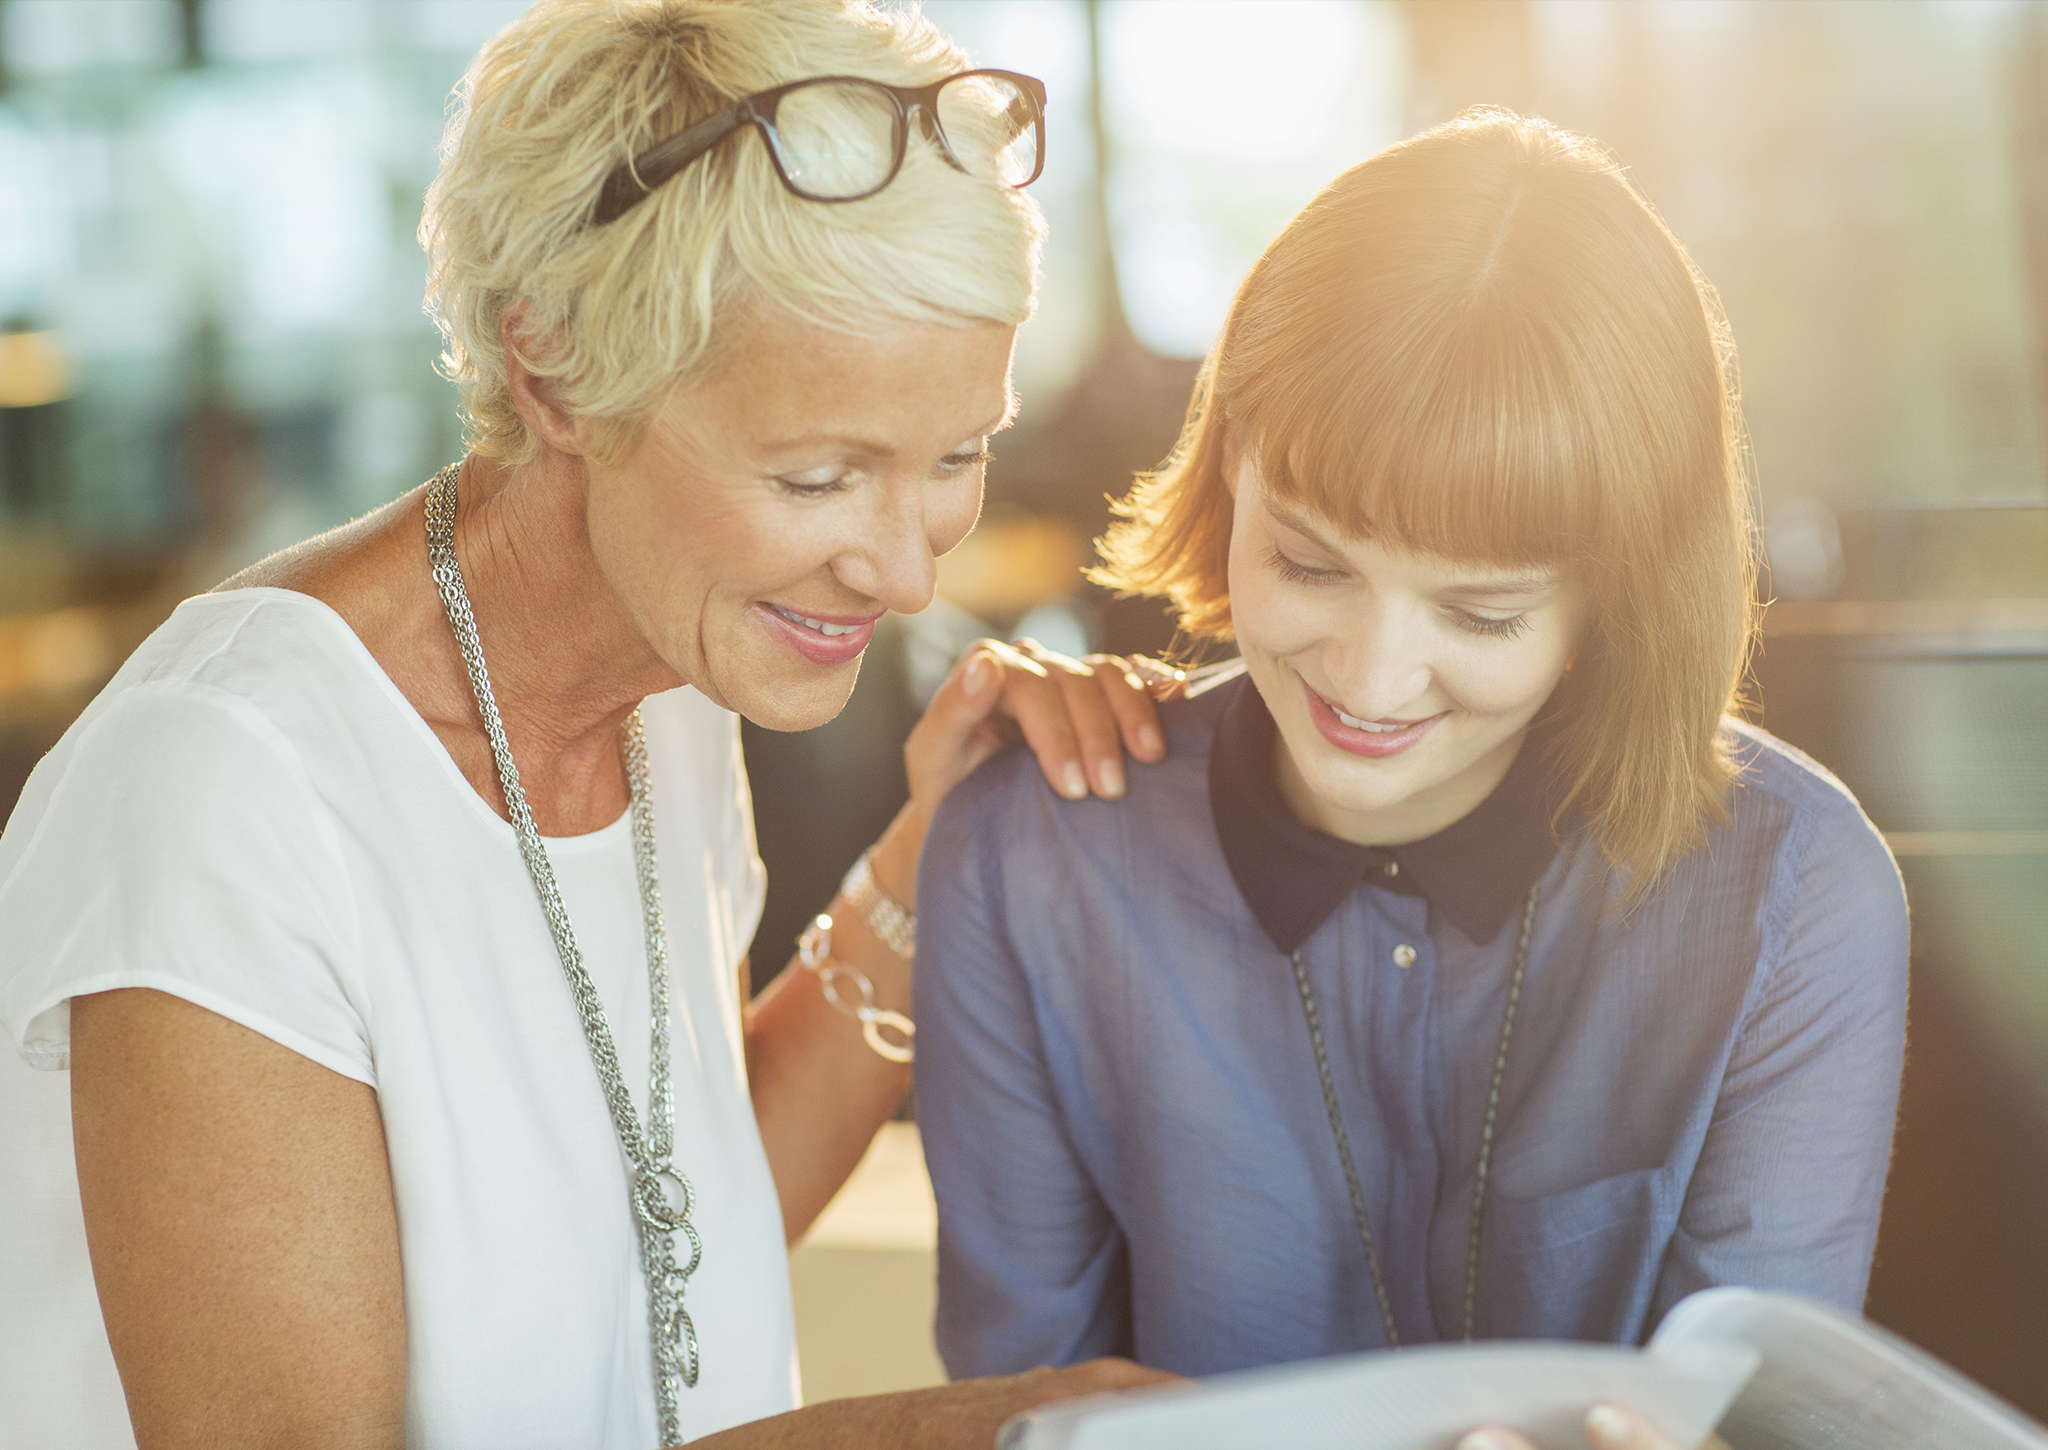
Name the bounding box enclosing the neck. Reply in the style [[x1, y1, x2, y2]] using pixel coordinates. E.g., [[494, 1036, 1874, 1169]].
[[442, 451, 685, 816], [1274, 726, 1525, 848]]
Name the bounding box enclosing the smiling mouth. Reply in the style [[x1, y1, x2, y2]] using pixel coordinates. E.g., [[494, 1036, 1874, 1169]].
[[1331, 706, 1421, 734], [767, 603, 875, 636], [1300, 678, 1446, 759]]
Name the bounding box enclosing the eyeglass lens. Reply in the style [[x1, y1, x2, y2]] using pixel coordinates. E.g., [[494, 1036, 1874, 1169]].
[[771, 81, 904, 200], [934, 73, 1041, 188], [771, 74, 1040, 201]]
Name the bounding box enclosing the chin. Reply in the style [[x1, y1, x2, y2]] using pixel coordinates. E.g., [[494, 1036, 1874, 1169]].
[[716, 657, 864, 733], [1297, 748, 1434, 815]]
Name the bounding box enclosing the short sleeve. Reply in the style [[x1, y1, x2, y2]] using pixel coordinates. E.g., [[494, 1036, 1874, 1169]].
[[0, 682, 371, 1084]]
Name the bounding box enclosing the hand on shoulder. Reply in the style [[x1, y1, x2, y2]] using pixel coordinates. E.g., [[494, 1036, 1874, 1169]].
[[872, 639, 1181, 904]]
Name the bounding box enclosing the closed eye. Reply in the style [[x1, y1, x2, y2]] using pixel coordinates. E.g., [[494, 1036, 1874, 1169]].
[[1449, 608, 1532, 639], [775, 472, 851, 500], [1265, 544, 1343, 585], [939, 445, 992, 473]]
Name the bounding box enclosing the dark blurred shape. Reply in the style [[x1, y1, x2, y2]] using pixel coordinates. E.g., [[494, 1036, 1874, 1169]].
[[177, 0, 203, 69], [745, 619, 917, 997], [1753, 506, 2048, 1421], [0, 322, 72, 518], [1867, 951, 2048, 1424]]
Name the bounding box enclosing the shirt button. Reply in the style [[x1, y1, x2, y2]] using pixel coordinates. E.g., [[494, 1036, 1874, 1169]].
[[1392, 943, 1417, 969], [1384, 860, 1400, 877]]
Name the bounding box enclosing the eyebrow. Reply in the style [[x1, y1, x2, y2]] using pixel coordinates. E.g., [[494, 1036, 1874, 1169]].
[[760, 408, 1015, 461], [1263, 502, 1560, 595], [1440, 573, 1561, 597]]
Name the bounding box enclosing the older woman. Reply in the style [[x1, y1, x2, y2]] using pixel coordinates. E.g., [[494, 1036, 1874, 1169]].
[[0, 2, 1171, 1446]]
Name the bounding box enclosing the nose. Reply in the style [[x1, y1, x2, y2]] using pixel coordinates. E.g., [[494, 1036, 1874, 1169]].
[[832, 486, 939, 617], [1326, 601, 1432, 720]]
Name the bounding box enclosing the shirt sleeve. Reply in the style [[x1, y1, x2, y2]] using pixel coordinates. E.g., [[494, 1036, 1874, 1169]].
[[0, 682, 371, 1084], [914, 763, 1134, 1377], [1651, 795, 1909, 1322]]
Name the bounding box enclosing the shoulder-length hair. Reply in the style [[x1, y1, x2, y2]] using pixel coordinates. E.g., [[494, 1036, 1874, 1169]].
[[1095, 108, 1757, 891]]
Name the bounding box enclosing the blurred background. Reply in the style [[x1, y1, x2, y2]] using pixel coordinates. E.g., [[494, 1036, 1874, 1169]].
[[0, 0, 2044, 1433]]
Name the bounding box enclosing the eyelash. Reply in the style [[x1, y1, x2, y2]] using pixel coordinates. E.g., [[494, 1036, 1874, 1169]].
[[940, 446, 993, 473], [1266, 546, 1533, 640], [777, 475, 850, 500], [776, 448, 990, 499], [1264, 544, 1339, 586], [1451, 610, 1533, 640]]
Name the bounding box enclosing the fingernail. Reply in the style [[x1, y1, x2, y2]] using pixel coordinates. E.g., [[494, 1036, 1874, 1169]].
[[1138, 724, 1163, 757], [963, 654, 990, 696], [1457, 1433, 1513, 1450], [1060, 763, 1088, 799], [1585, 1405, 1632, 1446], [1097, 759, 1125, 798]]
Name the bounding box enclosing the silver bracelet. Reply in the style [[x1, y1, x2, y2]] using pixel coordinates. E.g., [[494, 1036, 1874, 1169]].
[[842, 851, 916, 960], [797, 914, 915, 1064]]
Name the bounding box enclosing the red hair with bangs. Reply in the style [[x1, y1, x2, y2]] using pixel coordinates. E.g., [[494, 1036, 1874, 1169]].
[[1094, 108, 1758, 889]]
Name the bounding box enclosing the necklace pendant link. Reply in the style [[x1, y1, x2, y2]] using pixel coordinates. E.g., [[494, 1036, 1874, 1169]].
[[632, 1166, 696, 1233]]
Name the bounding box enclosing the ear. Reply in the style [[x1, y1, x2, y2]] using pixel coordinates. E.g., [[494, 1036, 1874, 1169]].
[[501, 306, 589, 458]]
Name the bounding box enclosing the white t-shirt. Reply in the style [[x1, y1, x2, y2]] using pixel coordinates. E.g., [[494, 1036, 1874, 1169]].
[[0, 588, 799, 1448]]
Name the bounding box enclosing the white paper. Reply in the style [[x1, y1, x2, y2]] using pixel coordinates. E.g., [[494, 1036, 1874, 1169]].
[[998, 1338, 1759, 1450], [1651, 1288, 2048, 1450]]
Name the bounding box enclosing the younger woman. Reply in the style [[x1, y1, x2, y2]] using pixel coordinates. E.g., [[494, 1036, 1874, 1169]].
[[915, 110, 1908, 1389]]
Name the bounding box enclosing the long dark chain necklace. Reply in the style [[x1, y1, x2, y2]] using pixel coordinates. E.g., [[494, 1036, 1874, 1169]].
[[1288, 882, 1539, 1347]]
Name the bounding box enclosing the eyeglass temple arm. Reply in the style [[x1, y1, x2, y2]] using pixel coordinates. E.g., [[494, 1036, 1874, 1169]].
[[592, 101, 753, 225]]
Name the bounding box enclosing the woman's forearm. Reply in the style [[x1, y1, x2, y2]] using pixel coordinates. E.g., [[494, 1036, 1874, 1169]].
[[745, 641, 1167, 1243], [744, 805, 925, 1243], [686, 1361, 1176, 1450]]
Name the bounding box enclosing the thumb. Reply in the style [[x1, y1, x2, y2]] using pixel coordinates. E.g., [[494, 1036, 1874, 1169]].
[[918, 645, 1007, 749], [906, 645, 1010, 811], [959, 647, 1001, 707]]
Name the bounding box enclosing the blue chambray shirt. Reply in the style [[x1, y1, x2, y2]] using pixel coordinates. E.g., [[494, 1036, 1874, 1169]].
[[914, 666, 1908, 1379]]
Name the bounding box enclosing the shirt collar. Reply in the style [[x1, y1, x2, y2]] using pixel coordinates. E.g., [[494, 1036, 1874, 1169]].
[[1206, 669, 1567, 953]]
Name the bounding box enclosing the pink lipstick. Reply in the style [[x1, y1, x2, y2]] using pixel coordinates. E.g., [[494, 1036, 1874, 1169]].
[[756, 602, 882, 666], [1301, 678, 1444, 759]]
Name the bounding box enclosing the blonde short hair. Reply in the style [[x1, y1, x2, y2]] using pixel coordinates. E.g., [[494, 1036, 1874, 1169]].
[[1096, 110, 1757, 891], [422, 0, 1045, 466]]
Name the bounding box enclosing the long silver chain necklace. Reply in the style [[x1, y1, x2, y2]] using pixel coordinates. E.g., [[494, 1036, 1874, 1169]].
[[1288, 881, 1539, 1347], [425, 463, 700, 1445]]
